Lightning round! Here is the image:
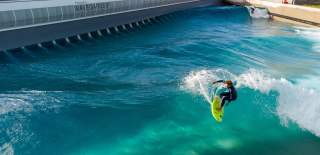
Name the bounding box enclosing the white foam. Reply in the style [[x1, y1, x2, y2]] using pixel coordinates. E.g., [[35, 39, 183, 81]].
[[182, 69, 236, 104], [182, 68, 320, 137], [0, 91, 61, 116], [294, 27, 320, 53], [0, 95, 33, 115], [246, 6, 270, 19], [0, 143, 14, 155]]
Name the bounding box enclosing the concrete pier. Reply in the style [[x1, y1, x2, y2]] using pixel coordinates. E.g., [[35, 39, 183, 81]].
[[0, 0, 223, 51]]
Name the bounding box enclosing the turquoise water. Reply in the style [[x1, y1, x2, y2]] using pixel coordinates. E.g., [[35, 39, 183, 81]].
[[1, 6, 320, 155]]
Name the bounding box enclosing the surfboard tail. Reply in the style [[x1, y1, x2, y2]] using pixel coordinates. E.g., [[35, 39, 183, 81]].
[[211, 96, 224, 122]]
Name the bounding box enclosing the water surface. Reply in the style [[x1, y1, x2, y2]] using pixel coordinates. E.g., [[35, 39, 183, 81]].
[[1, 6, 320, 155]]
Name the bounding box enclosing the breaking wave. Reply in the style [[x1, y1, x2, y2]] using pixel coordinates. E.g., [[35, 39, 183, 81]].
[[294, 27, 320, 53], [246, 6, 270, 19], [182, 68, 320, 137]]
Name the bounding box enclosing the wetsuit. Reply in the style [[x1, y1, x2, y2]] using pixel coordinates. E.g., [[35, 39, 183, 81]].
[[213, 80, 237, 108]]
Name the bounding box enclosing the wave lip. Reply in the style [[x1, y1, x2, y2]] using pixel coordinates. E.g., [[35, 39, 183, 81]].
[[246, 6, 270, 19], [295, 27, 320, 53], [182, 68, 320, 137]]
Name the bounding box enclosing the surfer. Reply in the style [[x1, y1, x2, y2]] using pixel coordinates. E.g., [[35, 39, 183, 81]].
[[212, 80, 237, 110], [250, 7, 255, 14]]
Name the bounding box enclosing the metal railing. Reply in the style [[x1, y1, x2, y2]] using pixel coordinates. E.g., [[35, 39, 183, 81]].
[[0, 0, 192, 30]]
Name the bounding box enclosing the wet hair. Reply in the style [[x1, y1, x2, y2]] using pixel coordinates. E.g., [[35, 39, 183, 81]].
[[225, 80, 233, 87]]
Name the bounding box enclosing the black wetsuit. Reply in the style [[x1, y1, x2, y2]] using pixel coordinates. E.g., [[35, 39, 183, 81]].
[[214, 80, 237, 108]]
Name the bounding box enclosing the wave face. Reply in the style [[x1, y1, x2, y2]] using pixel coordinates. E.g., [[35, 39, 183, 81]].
[[0, 6, 320, 155], [295, 27, 320, 53], [183, 69, 320, 137]]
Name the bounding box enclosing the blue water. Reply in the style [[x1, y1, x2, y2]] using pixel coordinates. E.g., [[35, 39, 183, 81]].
[[1, 6, 320, 155]]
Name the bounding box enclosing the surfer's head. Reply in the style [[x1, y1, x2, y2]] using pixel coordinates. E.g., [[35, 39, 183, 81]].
[[225, 80, 233, 88]]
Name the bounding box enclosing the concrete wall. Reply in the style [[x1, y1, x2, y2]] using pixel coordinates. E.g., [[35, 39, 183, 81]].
[[0, 0, 222, 51]]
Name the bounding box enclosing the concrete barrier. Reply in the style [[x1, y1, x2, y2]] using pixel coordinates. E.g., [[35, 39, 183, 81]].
[[0, 0, 223, 51]]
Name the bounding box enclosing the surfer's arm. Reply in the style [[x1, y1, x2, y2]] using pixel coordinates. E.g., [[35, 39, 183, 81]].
[[212, 80, 224, 84]]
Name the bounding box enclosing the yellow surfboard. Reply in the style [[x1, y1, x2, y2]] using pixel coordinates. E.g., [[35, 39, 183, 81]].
[[211, 96, 224, 123]]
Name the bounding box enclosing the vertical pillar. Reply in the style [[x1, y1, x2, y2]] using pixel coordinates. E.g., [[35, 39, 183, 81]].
[[88, 32, 93, 38], [129, 23, 134, 28], [97, 30, 103, 36], [77, 35, 82, 41], [106, 28, 111, 34], [114, 26, 119, 32], [65, 38, 71, 43], [38, 43, 43, 48]]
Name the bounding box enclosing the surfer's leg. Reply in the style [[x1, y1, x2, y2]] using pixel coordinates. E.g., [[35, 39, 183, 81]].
[[221, 96, 226, 108], [220, 92, 228, 98], [220, 95, 231, 108]]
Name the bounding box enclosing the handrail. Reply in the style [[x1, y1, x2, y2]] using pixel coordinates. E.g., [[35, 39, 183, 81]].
[[0, 0, 53, 3]]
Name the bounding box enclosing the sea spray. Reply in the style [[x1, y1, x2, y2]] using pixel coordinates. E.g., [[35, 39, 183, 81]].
[[182, 69, 237, 104], [196, 76, 211, 104], [246, 6, 270, 19], [0, 143, 14, 155], [183, 68, 320, 137]]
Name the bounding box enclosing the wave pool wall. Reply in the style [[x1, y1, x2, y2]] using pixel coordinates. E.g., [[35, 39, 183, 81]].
[[0, 0, 223, 51]]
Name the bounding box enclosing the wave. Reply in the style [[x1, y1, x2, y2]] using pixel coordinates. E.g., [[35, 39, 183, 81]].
[[0, 90, 62, 116], [182, 68, 320, 137], [0, 143, 14, 155], [294, 27, 320, 53], [0, 90, 62, 155], [182, 69, 236, 104], [246, 6, 270, 19]]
